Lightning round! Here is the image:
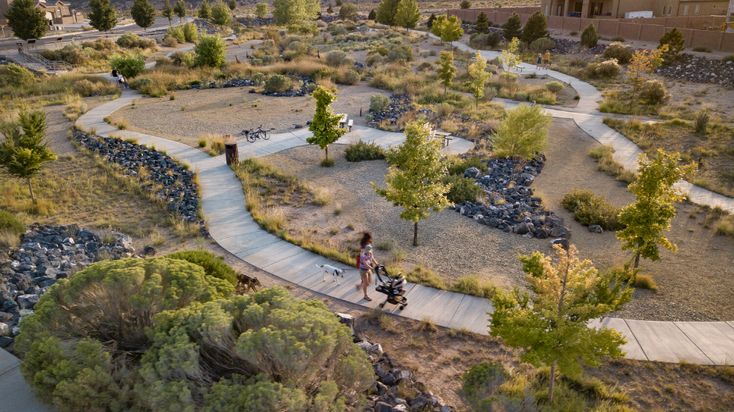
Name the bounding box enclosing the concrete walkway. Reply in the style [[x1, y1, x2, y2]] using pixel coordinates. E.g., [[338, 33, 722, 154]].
[[0, 349, 52, 412], [73, 89, 734, 366]]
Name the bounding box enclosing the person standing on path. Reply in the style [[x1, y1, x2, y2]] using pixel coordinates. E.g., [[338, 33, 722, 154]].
[[543, 50, 552, 69], [356, 232, 377, 301]]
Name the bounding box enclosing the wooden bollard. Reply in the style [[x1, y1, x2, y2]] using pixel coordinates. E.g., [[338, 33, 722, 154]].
[[224, 134, 238, 167]]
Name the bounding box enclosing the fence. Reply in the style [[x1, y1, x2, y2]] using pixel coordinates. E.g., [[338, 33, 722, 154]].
[[448, 8, 734, 52]]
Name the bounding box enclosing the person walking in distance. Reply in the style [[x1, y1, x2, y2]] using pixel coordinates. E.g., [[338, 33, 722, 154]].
[[356, 232, 378, 301]]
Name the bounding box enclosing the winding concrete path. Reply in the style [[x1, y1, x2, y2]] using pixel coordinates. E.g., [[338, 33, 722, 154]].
[[73, 87, 734, 366]]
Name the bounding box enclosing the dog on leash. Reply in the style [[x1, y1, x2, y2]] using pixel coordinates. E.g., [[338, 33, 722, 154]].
[[317, 264, 344, 284]]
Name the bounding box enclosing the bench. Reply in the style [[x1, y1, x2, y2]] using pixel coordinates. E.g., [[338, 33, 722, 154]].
[[347, 119, 353, 131], [433, 131, 453, 147]]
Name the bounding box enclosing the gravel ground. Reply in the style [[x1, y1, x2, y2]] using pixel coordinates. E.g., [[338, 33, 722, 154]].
[[111, 84, 389, 147], [261, 118, 734, 321]]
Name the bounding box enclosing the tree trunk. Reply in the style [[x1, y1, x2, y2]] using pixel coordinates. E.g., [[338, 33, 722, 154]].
[[548, 361, 557, 403], [412, 221, 418, 246], [633, 251, 640, 269], [27, 178, 36, 205], [325, 145, 329, 161]]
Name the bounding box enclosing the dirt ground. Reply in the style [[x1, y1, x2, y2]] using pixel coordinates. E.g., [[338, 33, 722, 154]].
[[110, 84, 388, 147], [663, 80, 734, 124], [258, 118, 734, 321]]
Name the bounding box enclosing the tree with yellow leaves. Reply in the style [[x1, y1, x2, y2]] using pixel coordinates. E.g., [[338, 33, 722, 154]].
[[627, 45, 666, 89]]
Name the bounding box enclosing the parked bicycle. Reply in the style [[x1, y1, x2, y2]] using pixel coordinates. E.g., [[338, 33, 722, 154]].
[[240, 125, 274, 143]]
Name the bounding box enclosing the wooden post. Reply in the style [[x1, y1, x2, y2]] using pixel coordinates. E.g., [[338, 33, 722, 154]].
[[224, 134, 238, 167]]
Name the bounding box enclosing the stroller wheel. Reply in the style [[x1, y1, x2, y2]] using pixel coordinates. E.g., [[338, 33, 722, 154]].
[[399, 305, 406, 310], [378, 303, 385, 308]]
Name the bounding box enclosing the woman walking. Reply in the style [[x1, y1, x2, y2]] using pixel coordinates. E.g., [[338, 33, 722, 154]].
[[356, 232, 378, 301]]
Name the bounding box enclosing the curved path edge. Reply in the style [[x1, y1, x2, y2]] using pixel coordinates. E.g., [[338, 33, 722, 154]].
[[75, 89, 734, 366]]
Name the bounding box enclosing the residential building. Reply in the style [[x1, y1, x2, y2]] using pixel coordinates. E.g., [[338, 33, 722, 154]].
[[1, 0, 80, 34], [542, 0, 729, 18]]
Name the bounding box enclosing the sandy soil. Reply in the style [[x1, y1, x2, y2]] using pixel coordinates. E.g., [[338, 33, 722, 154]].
[[111, 84, 389, 146], [663, 80, 734, 124], [259, 118, 734, 321]]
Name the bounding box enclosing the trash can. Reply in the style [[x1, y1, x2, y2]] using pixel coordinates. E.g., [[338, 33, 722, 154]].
[[224, 135, 238, 167]]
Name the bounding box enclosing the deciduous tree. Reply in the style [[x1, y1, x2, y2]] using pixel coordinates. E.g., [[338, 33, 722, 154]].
[[198, 0, 211, 19], [110, 54, 145, 78], [431, 14, 463, 43], [5, 0, 48, 40], [161, 0, 174, 25], [307, 86, 347, 164], [467, 51, 490, 107], [194, 34, 225, 67], [88, 0, 117, 32], [491, 104, 550, 160], [628, 46, 666, 89], [490, 245, 632, 402], [373, 121, 450, 246], [500, 36, 521, 71], [272, 0, 320, 24], [0, 110, 56, 204], [437, 50, 456, 95], [521, 11, 547, 44], [502, 12, 521, 41], [210, 1, 232, 25], [395, 0, 420, 30], [174, 0, 187, 22], [131, 0, 156, 30], [475, 11, 489, 34], [617, 149, 693, 268], [375, 0, 398, 25]]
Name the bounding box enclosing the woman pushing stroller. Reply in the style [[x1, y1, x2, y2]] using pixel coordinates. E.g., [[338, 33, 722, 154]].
[[356, 232, 378, 301]]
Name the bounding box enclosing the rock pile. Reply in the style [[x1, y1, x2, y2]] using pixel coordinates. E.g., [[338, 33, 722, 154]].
[[72, 130, 201, 225], [0, 225, 135, 348], [549, 37, 606, 55], [336, 314, 453, 412], [368, 94, 413, 129], [237, 17, 275, 27], [656, 54, 734, 87], [454, 156, 571, 240]]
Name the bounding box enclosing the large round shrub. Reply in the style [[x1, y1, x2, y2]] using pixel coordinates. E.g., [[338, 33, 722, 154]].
[[445, 175, 482, 203], [167, 249, 238, 285], [603, 42, 632, 64], [110, 54, 145, 78], [194, 34, 226, 67], [264, 74, 293, 93], [639, 79, 668, 105], [585, 59, 620, 78], [0, 63, 35, 88]]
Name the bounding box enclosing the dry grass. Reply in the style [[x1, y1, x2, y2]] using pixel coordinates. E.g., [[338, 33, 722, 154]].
[[62, 93, 88, 121], [198, 133, 226, 156], [588, 144, 636, 183]]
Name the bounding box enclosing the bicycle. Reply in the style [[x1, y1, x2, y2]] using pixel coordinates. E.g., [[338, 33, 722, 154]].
[[240, 125, 274, 143]]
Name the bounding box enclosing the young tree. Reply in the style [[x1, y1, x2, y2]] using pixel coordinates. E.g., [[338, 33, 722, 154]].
[[395, 0, 420, 30], [255, 2, 268, 18], [426, 12, 435, 28], [491, 104, 550, 160], [110, 54, 145, 78], [198, 0, 211, 19], [5, 0, 48, 40], [491, 245, 632, 403], [628, 46, 666, 89], [307, 86, 347, 165], [368, 9, 376, 20], [131, 0, 156, 30], [502, 12, 522, 41], [194, 34, 225, 67], [431, 14, 463, 43], [210, 1, 232, 25], [658, 28, 684, 64], [475, 11, 489, 34], [174, 0, 187, 22], [373, 121, 450, 246], [161, 0, 174, 25], [467, 51, 490, 107], [437, 50, 456, 95], [375, 0, 399, 26], [88, 0, 118, 32], [580, 23, 598, 48], [521, 11, 547, 44], [500, 36, 521, 71], [338, 3, 358, 21], [273, 0, 320, 24], [228, 0, 237, 11], [617, 149, 693, 269], [0, 110, 56, 204]]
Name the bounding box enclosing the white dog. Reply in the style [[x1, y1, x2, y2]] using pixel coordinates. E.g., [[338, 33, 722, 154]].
[[317, 264, 344, 284]]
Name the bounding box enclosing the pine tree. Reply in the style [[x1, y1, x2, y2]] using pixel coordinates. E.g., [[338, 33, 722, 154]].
[[658, 28, 685, 64], [5, 0, 48, 40], [0, 110, 56, 204], [174, 0, 187, 22], [373, 121, 450, 246], [368, 9, 376, 20], [131, 0, 156, 30], [521, 11, 547, 44], [272, 0, 320, 24], [307, 86, 347, 164], [395, 0, 420, 30], [460, 0, 471, 8], [162, 0, 174, 25], [88, 0, 118, 32], [467, 51, 490, 108], [198, 0, 211, 19], [475, 11, 489, 34], [502, 12, 521, 41], [375, 0, 399, 26], [491, 245, 632, 403], [228, 0, 237, 11], [255, 3, 268, 18], [617, 149, 693, 269], [580, 23, 598, 48], [431, 14, 463, 43], [426, 13, 435, 28], [437, 50, 456, 95], [491, 104, 550, 160]]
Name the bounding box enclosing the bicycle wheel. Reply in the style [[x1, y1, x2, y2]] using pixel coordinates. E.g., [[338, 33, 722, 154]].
[[246, 132, 257, 143], [262, 130, 270, 140]]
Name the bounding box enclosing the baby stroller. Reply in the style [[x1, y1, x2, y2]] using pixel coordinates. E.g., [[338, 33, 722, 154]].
[[374, 265, 408, 310]]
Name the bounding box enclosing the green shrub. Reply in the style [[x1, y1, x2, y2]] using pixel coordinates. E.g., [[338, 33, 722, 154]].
[[462, 362, 507, 408], [603, 42, 632, 64], [165, 25, 186, 43], [634, 274, 657, 290], [470, 32, 501, 49], [335, 68, 360, 85], [491, 104, 550, 160], [585, 59, 620, 78], [0, 63, 35, 88], [450, 276, 496, 299], [325, 50, 348, 66], [345, 140, 385, 162], [210, 1, 233, 25], [545, 81, 564, 93], [529, 37, 555, 52], [444, 175, 482, 203], [588, 144, 635, 182], [0, 209, 25, 240], [723, 54, 734, 63], [369, 94, 390, 112], [195, 34, 225, 67], [183, 22, 199, 43], [167, 249, 238, 285], [109, 54, 145, 78], [447, 156, 487, 176], [714, 214, 734, 237], [116, 33, 156, 49], [170, 50, 195, 67], [580, 24, 598, 48], [264, 74, 293, 93], [385, 43, 413, 63], [561, 189, 622, 230], [72, 78, 119, 96], [638, 79, 668, 105]]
